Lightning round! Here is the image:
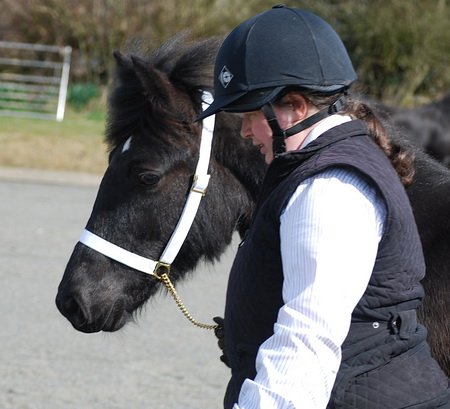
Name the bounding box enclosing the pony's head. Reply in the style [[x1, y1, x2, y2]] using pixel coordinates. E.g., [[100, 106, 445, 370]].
[[55, 35, 265, 333]]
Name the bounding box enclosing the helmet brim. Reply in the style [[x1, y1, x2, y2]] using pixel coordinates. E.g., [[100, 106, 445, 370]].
[[196, 86, 285, 121], [196, 90, 246, 121], [196, 82, 349, 121]]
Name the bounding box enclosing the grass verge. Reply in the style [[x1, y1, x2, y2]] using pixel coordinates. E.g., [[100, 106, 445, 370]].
[[0, 107, 108, 174]]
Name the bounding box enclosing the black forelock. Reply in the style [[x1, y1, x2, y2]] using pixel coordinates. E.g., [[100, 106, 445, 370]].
[[104, 34, 221, 152]]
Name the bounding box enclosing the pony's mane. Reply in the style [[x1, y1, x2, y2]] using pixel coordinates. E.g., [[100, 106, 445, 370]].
[[105, 34, 221, 150]]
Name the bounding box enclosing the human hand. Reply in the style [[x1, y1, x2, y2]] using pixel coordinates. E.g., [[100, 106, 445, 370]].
[[213, 316, 230, 368]]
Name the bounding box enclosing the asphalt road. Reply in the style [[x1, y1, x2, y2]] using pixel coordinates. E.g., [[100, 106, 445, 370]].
[[0, 168, 233, 409]]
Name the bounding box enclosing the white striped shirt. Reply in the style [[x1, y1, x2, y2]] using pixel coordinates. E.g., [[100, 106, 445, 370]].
[[234, 116, 387, 409]]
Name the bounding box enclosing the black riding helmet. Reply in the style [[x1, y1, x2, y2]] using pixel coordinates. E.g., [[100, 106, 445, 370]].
[[197, 5, 357, 156]]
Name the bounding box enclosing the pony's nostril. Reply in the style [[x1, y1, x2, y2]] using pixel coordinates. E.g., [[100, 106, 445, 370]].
[[56, 293, 89, 328]]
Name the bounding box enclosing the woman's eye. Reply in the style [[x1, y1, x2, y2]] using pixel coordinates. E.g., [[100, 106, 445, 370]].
[[137, 171, 161, 186]]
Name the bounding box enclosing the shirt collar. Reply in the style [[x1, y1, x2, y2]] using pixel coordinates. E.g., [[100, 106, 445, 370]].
[[299, 114, 352, 150]]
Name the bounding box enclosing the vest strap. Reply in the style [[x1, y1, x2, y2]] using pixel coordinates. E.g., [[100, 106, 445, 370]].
[[390, 310, 418, 340]]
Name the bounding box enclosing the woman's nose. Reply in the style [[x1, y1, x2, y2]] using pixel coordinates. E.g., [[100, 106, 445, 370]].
[[240, 117, 252, 139]]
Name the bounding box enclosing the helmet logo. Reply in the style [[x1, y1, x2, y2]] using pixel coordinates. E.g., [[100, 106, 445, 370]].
[[218, 66, 234, 88]]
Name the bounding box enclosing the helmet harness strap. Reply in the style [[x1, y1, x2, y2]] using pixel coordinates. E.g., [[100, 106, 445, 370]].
[[261, 95, 347, 157]]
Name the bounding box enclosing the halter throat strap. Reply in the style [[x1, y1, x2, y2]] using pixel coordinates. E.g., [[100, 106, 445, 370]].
[[261, 95, 346, 157]]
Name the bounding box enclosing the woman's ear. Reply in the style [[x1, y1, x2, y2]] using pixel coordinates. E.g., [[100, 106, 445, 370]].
[[285, 92, 310, 121]]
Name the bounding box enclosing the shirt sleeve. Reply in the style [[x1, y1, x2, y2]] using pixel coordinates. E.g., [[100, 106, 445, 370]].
[[233, 167, 387, 409]]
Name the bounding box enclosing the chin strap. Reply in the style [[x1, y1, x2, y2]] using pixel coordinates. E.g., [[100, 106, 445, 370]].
[[261, 95, 346, 157]]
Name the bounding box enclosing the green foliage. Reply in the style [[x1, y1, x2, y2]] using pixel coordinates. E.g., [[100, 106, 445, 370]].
[[291, 0, 450, 106], [67, 83, 100, 110], [3, 0, 450, 107]]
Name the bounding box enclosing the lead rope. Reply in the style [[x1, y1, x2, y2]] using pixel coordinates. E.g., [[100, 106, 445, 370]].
[[158, 272, 219, 330]]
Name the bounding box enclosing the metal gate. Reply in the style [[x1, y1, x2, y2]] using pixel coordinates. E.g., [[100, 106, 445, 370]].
[[0, 41, 71, 122]]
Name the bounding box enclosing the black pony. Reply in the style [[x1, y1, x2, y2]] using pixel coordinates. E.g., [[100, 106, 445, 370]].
[[55, 36, 450, 375], [376, 93, 450, 167]]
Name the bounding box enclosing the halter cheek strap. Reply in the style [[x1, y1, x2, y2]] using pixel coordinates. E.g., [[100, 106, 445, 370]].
[[78, 91, 216, 278], [261, 95, 346, 157]]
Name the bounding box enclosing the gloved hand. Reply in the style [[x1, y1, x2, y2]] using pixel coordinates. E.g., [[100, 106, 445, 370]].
[[213, 316, 230, 368]]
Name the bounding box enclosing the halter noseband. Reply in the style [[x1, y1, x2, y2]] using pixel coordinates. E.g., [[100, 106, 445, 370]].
[[79, 91, 215, 279]]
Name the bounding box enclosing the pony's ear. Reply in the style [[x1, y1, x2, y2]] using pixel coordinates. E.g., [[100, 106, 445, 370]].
[[113, 50, 127, 66], [130, 55, 171, 106]]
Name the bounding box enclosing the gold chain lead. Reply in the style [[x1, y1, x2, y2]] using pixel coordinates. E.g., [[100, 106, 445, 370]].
[[159, 272, 219, 330]]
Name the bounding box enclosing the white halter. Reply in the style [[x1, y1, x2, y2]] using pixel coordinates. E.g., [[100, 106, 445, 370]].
[[79, 91, 216, 278]]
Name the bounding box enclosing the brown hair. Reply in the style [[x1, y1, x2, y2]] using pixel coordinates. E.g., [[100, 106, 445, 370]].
[[304, 91, 415, 186]]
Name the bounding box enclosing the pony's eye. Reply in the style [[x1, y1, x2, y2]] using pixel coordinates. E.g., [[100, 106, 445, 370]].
[[137, 171, 161, 186]]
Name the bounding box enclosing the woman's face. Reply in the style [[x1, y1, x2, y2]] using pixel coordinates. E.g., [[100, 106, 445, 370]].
[[239, 93, 312, 164], [240, 110, 275, 163], [239, 103, 295, 164]]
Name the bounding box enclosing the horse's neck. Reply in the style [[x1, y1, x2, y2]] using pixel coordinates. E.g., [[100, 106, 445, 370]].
[[214, 115, 266, 194]]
